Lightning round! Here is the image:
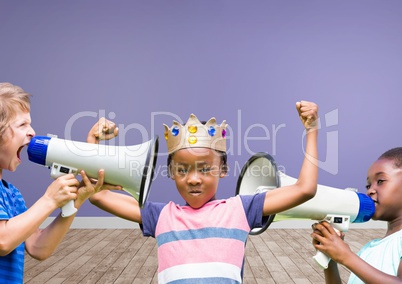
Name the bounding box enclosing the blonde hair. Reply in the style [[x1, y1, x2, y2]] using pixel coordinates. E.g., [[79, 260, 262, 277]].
[[0, 83, 31, 143]]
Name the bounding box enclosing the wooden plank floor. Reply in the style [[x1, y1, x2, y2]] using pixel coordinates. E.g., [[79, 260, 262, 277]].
[[24, 228, 384, 284]]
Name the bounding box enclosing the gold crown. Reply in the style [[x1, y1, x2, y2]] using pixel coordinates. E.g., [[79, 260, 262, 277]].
[[164, 114, 228, 154]]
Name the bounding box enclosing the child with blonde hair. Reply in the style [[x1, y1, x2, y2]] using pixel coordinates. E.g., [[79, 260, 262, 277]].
[[0, 82, 118, 283]]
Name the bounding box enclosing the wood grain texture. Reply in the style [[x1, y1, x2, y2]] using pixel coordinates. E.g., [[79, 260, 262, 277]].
[[24, 229, 384, 284]]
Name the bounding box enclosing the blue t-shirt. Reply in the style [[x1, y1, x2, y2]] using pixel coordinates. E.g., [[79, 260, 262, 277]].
[[0, 180, 28, 284]]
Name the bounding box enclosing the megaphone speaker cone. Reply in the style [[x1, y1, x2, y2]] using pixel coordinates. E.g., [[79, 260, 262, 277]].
[[236, 152, 280, 235]]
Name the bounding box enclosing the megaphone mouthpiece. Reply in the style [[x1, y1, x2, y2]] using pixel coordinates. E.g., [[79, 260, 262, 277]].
[[355, 193, 376, 223], [27, 135, 51, 165]]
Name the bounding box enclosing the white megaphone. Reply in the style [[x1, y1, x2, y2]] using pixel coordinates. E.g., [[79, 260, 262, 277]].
[[27, 135, 159, 217], [236, 152, 375, 269]]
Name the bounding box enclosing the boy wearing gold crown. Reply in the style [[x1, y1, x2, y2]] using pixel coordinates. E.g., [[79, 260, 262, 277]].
[[88, 101, 319, 283]]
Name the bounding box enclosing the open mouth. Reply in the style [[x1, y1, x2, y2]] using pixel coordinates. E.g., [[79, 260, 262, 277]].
[[17, 145, 25, 160]]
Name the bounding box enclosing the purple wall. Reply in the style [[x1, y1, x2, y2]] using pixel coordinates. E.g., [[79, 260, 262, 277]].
[[1, 1, 402, 216]]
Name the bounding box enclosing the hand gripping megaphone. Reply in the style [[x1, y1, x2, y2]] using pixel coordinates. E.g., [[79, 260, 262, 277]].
[[236, 152, 375, 269], [27, 135, 159, 217]]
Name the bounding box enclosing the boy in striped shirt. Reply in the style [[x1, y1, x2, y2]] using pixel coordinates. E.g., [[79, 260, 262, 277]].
[[89, 101, 319, 283]]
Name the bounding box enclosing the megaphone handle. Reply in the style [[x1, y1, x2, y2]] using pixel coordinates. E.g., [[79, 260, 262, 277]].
[[312, 215, 349, 269], [313, 251, 330, 269], [61, 200, 78, 217], [50, 163, 79, 218]]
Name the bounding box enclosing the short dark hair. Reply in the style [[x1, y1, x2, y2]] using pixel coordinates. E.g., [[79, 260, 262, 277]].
[[378, 147, 402, 168]]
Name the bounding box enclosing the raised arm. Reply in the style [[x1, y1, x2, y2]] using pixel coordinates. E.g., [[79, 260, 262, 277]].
[[86, 117, 142, 224], [262, 100, 319, 215]]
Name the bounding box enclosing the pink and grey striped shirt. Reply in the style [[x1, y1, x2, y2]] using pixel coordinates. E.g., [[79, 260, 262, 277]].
[[141, 193, 267, 283]]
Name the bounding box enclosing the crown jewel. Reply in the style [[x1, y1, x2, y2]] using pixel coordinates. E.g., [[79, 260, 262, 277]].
[[164, 114, 228, 154]]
